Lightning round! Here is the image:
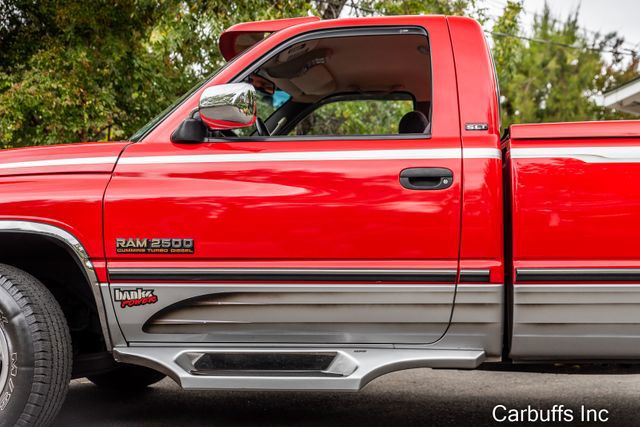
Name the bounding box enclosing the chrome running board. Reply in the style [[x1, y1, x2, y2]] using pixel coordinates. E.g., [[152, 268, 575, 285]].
[[113, 347, 485, 391]]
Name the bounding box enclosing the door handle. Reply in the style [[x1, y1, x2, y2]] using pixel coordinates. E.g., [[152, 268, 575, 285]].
[[399, 168, 453, 190]]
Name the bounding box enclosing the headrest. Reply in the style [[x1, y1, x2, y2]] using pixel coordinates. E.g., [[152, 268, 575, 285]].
[[398, 110, 429, 134]]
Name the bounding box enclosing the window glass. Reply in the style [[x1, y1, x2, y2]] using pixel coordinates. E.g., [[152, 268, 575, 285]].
[[225, 29, 431, 139], [291, 99, 414, 136], [129, 76, 208, 142], [233, 89, 291, 137]]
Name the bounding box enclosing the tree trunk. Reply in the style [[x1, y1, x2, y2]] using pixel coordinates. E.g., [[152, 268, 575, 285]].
[[321, 0, 348, 19]]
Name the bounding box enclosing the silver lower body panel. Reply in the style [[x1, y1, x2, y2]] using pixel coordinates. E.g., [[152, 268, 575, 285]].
[[511, 284, 640, 360], [111, 283, 457, 344], [429, 284, 503, 357], [107, 283, 504, 351]]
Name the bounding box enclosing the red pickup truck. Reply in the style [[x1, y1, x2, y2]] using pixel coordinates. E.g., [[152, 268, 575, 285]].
[[2, 14, 640, 426]]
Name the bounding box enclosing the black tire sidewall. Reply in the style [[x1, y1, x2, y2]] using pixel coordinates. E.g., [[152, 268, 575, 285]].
[[0, 283, 36, 427]]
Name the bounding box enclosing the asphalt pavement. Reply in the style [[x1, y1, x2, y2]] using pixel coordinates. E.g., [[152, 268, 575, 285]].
[[53, 367, 640, 426]]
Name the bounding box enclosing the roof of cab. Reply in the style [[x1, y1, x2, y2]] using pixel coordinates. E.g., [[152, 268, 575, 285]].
[[219, 16, 321, 61], [218, 15, 457, 61]]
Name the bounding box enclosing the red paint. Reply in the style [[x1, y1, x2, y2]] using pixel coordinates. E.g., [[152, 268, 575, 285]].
[[0, 174, 114, 258], [511, 121, 640, 140], [0, 142, 127, 176], [201, 115, 257, 130], [509, 133, 640, 279], [104, 138, 462, 269], [0, 142, 127, 263], [448, 16, 503, 283], [102, 16, 467, 282]]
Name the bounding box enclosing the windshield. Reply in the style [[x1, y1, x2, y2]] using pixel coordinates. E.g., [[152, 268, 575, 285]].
[[129, 32, 276, 142]]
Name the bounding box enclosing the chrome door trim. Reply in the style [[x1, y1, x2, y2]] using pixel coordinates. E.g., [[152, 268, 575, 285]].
[[511, 146, 640, 163], [109, 268, 459, 283], [517, 268, 640, 282], [0, 220, 112, 349], [459, 269, 490, 283]]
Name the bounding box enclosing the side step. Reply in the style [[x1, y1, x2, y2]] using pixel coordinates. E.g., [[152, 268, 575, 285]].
[[113, 347, 485, 391]]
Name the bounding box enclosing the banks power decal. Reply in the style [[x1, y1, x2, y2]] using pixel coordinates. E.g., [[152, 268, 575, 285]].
[[114, 288, 158, 308]]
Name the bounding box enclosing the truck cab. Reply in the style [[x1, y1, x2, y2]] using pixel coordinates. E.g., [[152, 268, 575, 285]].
[[104, 15, 504, 375]]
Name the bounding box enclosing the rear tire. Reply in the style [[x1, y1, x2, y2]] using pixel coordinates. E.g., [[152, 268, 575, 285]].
[[87, 364, 165, 390], [0, 263, 72, 427]]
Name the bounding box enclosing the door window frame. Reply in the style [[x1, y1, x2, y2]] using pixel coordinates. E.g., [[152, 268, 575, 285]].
[[206, 25, 432, 143]]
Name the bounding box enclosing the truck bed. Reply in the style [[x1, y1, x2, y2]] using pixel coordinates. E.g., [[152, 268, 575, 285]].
[[506, 120, 640, 359]]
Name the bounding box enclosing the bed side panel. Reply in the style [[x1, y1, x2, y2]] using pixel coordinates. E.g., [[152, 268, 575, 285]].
[[509, 123, 640, 360]]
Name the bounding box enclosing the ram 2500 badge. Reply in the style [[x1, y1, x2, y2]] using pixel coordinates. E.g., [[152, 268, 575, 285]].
[[1, 14, 640, 426]]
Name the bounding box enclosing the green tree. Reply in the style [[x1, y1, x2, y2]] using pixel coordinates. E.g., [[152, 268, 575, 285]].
[[293, 99, 413, 135], [0, 1, 178, 146], [0, 0, 315, 148], [0, 0, 638, 148], [492, 2, 639, 128], [360, 0, 638, 128], [359, 0, 486, 19]]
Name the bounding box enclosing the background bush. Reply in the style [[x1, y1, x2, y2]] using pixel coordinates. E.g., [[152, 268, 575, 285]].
[[0, 0, 637, 147]]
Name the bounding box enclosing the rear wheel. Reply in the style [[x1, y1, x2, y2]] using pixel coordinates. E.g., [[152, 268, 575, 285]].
[[87, 364, 165, 390], [0, 263, 72, 427]]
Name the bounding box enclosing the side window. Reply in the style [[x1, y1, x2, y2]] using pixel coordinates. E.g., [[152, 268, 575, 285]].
[[239, 29, 432, 138], [291, 98, 414, 136]]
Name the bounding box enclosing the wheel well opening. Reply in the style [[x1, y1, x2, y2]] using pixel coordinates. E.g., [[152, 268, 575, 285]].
[[0, 232, 108, 360]]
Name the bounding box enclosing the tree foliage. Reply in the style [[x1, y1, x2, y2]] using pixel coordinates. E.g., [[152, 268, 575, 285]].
[[293, 99, 413, 135], [0, 0, 638, 148], [364, 0, 639, 128], [359, 0, 487, 20], [1, 1, 181, 145], [0, 0, 315, 147], [492, 1, 639, 128]]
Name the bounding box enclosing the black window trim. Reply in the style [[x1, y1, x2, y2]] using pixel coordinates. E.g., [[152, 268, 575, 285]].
[[205, 25, 433, 144]]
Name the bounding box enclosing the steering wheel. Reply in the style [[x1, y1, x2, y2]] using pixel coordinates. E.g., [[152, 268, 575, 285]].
[[255, 117, 270, 137]]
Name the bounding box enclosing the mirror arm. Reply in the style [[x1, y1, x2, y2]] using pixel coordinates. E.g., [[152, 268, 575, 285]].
[[170, 116, 208, 144]]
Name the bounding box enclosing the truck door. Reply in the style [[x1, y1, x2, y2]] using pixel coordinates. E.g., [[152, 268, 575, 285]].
[[103, 19, 463, 345]]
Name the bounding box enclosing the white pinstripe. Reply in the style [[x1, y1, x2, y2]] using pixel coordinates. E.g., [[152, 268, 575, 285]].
[[511, 146, 640, 163], [0, 148, 502, 170], [0, 156, 119, 170]]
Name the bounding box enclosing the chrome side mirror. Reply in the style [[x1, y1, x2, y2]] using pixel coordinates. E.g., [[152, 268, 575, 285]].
[[198, 83, 257, 130]]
